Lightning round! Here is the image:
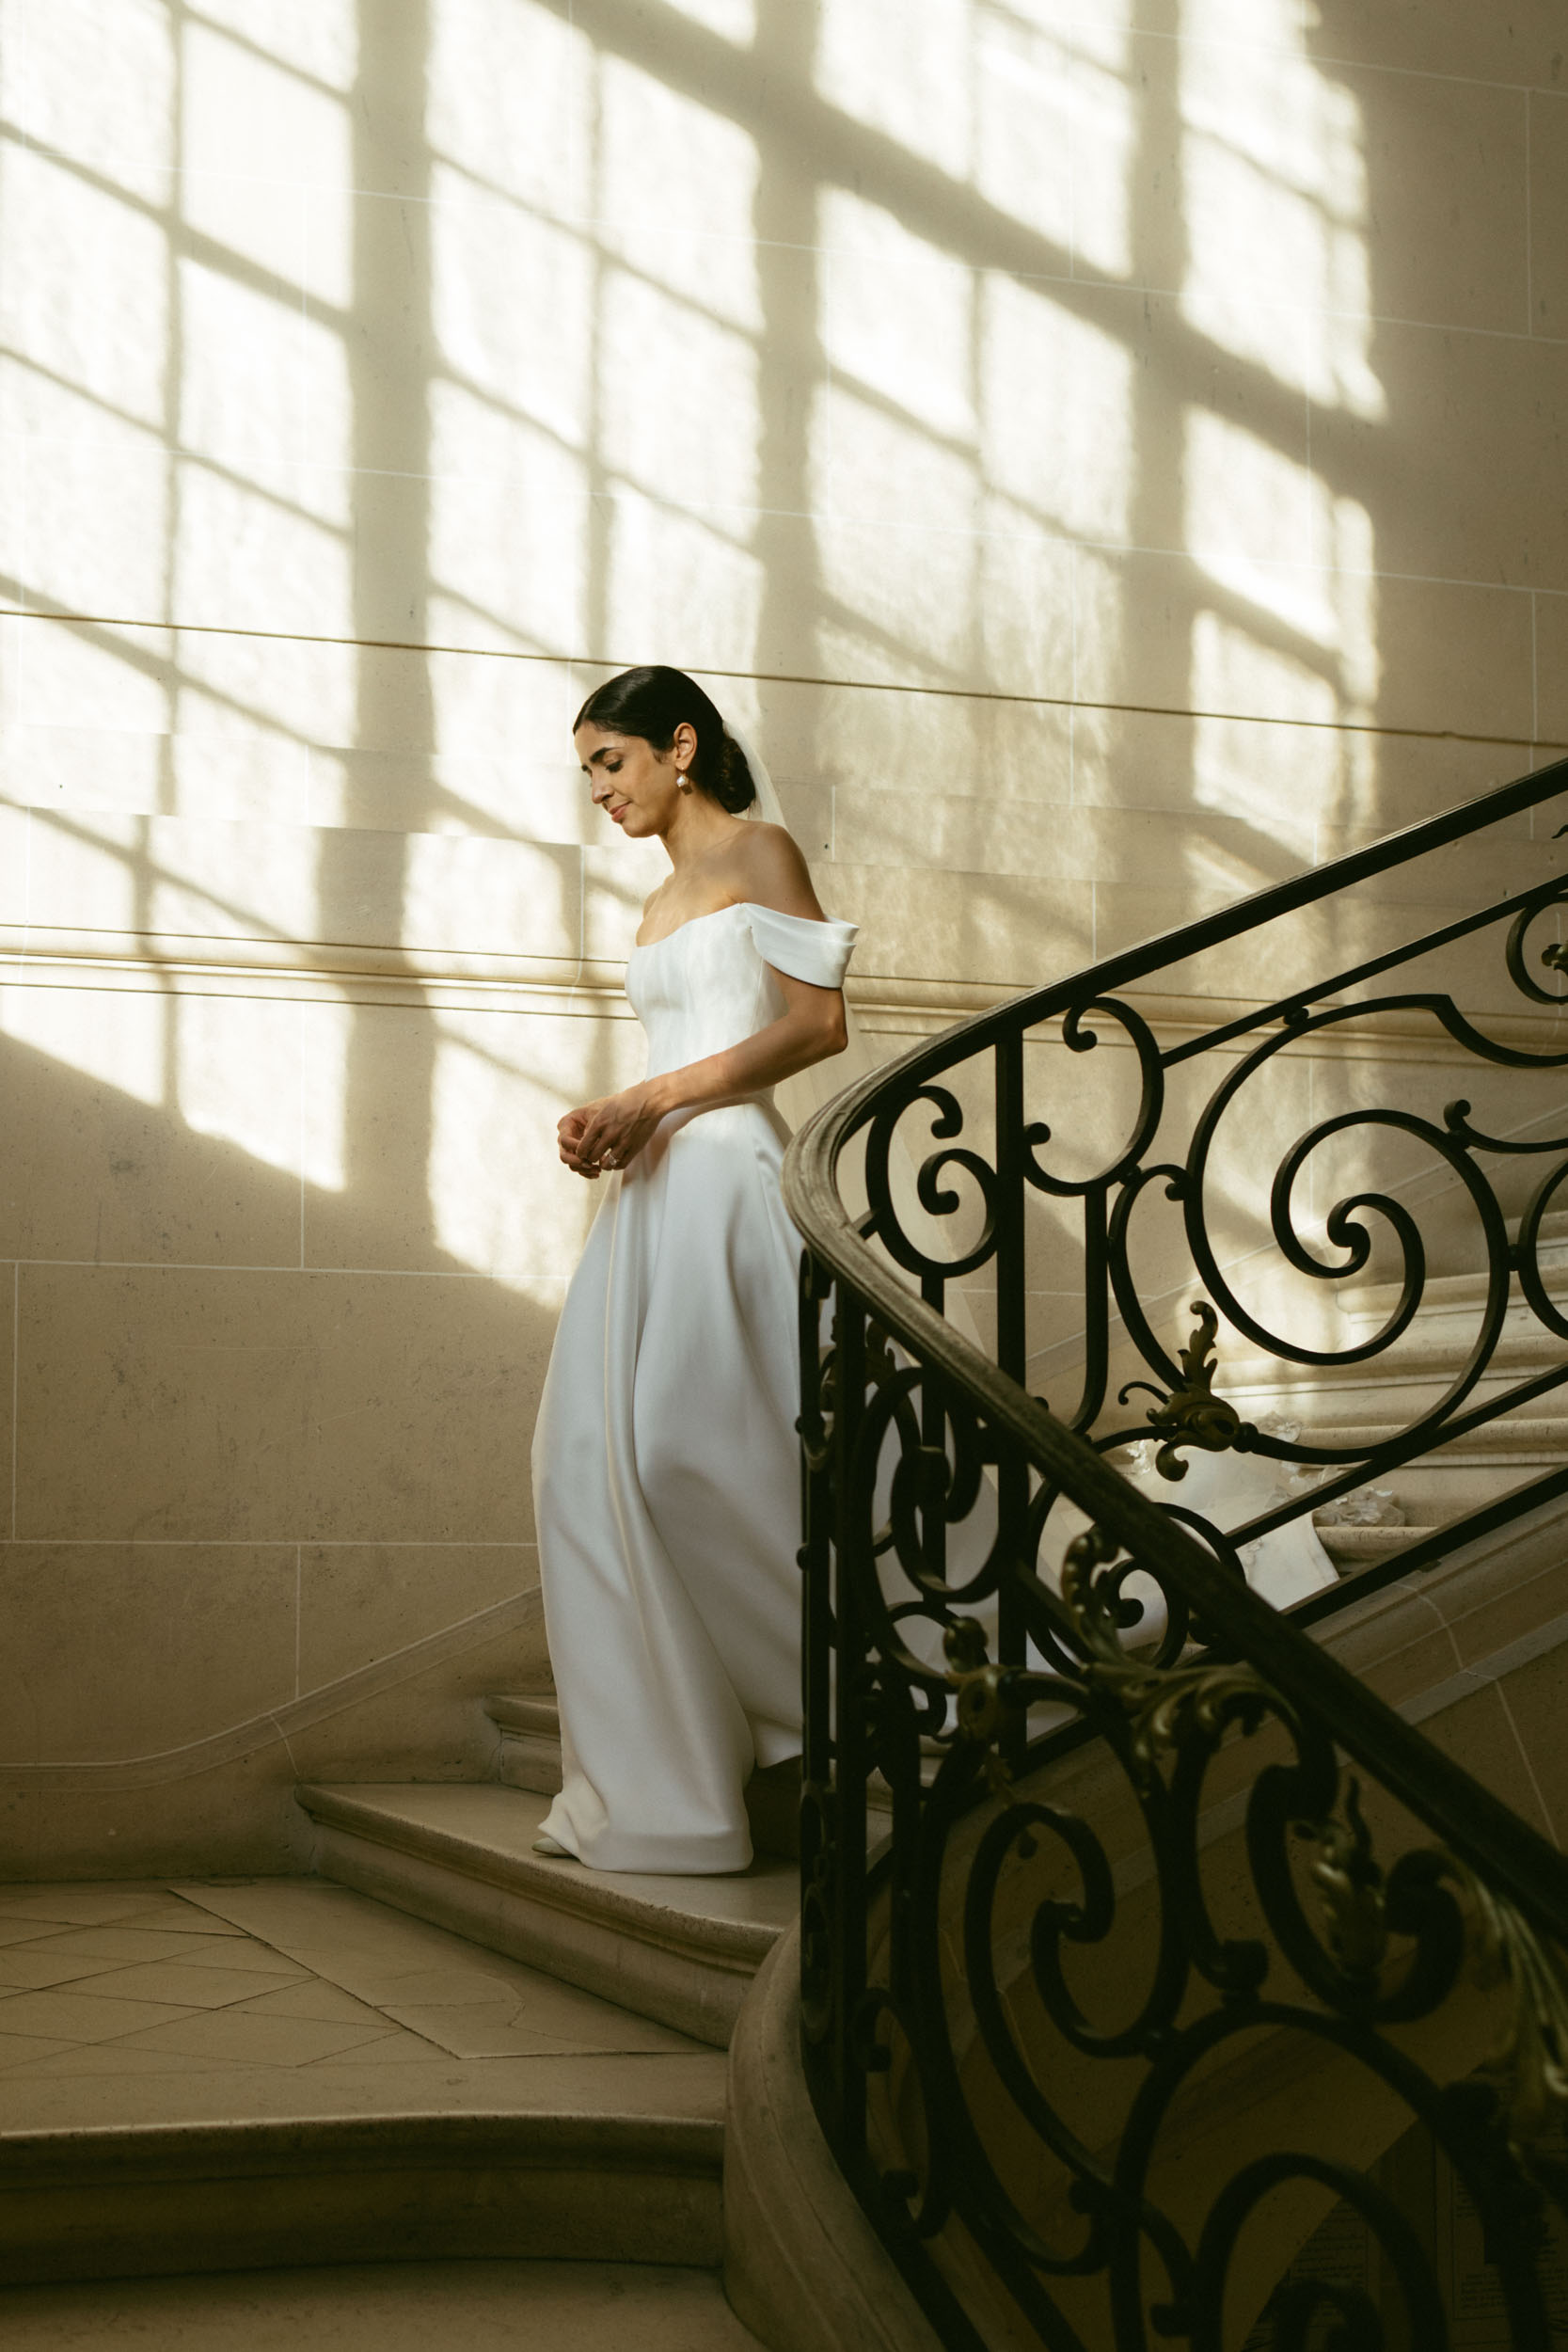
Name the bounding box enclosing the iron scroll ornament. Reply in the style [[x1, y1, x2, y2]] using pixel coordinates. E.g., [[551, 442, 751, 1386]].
[[850, 1521, 1568, 2352], [836, 881, 1568, 1595], [789, 755, 1568, 2351]]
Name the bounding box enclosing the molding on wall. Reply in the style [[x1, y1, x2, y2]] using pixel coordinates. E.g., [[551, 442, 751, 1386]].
[[1, 928, 1563, 1063], [0, 1583, 546, 1792]]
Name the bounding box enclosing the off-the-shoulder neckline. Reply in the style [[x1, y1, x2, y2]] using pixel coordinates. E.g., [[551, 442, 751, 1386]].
[[630, 901, 851, 956]]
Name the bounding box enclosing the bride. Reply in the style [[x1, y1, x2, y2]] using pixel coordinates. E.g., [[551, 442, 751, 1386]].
[[531, 666, 857, 1873]]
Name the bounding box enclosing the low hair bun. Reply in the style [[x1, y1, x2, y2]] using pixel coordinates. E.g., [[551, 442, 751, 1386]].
[[574, 664, 756, 814], [711, 727, 757, 815]]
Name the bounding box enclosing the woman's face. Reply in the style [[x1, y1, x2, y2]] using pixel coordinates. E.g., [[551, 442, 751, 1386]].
[[576, 723, 683, 837]]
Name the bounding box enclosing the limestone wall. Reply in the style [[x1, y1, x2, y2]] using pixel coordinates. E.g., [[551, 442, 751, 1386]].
[[0, 0, 1563, 1867]]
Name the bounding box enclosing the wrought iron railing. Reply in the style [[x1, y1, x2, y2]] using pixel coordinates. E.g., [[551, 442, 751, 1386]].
[[784, 755, 1568, 2351]]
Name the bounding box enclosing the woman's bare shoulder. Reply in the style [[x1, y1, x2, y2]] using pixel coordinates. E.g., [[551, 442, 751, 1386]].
[[721, 822, 825, 919]]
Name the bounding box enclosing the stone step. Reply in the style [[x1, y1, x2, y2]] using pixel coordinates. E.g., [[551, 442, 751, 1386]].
[[296, 1783, 796, 2050], [1224, 1326, 1568, 1400], [484, 1693, 897, 1862], [1293, 1425, 1568, 1502], [1313, 1520, 1434, 1565], [0, 2046, 726, 2290], [1337, 1277, 1568, 1351], [486, 1692, 564, 1796], [0, 1875, 731, 2291], [0, 2261, 765, 2348], [1337, 1210, 1568, 1331]]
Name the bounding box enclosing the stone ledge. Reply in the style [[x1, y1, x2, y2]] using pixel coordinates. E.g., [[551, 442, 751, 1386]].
[[297, 1783, 795, 2049], [0, 2050, 726, 2286]]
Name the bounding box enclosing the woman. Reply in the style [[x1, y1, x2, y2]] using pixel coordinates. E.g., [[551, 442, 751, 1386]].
[[531, 667, 857, 1872]]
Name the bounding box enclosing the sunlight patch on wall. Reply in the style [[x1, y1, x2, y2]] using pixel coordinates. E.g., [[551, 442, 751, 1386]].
[[428, 384, 589, 655], [1317, 503, 1379, 708], [1191, 711, 1337, 855], [597, 269, 761, 515], [420, 655, 566, 787], [812, 386, 977, 536], [821, 192, 974, 444], [0, 983, 164, 1104], [180, 23, 341, 287], [597, 59, 761, 328], [174, 463, 350, 642], [27, 809, 144, 932], [174, 629, 356, 754], [815, 525, 977, 677], [1204, 488, 1383, 711], [1184, 406, 1317, 578], [177, 993, 303, 1183], [427, 1012, 612, 1286], [662, 0, 755, 41], [181, 13, 353, 180], [299, 994, 351, 1192], [974, 11, 1074, 250], [177, 262, 347, 515], [404, 832, 579, 964], [1031, 0, 1133, 73], [605, 493, 763, 675], [1180, 1, 1382, 418], [982, 278, 1132, 541], [1315, 292, 1386, 425], [1066, 40, 1135, 281], [432, 173, 593, 447], [22, 408, 169, 621], [3, 0, 175, 197], [1181, 163, 1325, 393], [1192, 608, 1338, 737], [15, 624, 171, 737], [816, 0, 971, 183], [150, 813, 322, 947], [429, 0, 591, 214], [0, 148, 169, 431], [976, 494, 1075, 698], [190, 0, 357, 91]]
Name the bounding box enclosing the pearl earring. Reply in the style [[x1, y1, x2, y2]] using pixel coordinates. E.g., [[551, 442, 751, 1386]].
[[676, 771, 692, 793]]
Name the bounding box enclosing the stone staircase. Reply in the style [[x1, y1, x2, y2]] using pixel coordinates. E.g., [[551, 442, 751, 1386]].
[[293, 1777, 794, 2049], [1223, 1206, 1568, 1574], [15, 1213, 1557, 2344]]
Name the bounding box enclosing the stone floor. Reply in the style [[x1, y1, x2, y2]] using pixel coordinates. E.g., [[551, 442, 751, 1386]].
[[0, 2260, 764, 2348], [0, 1882, 761, 2344], [0, 1878, 699, 2077]]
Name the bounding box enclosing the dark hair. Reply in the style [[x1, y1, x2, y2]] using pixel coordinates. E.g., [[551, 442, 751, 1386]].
[[573, 665, 756, 815]]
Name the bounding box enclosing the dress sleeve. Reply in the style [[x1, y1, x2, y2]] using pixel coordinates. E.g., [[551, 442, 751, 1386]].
[[742, 903, 859, 988]]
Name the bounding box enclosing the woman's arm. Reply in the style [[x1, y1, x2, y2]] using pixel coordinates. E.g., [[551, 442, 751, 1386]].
[[561, 972, 847, 1178]]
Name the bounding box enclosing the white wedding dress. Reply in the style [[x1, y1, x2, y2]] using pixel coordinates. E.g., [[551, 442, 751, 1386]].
[[531, 899, 858, 1873]]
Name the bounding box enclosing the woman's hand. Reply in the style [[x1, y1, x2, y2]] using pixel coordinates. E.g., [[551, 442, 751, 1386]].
[[558, 1081, 665, 1179]]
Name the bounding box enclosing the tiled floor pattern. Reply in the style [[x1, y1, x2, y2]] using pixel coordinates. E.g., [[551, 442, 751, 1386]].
[[0, 1880, 698, 2080], [0, 2260, 764, 2348]]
